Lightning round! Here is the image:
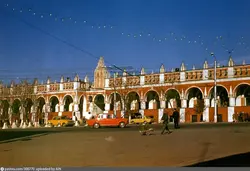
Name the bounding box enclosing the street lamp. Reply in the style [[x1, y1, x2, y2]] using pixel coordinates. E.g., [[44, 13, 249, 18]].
[[113, 73, 117, 117], [210, 52, 217, 123]]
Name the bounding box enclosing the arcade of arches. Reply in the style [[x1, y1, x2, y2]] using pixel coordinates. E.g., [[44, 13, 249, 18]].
[[1, 82, 250, 124]]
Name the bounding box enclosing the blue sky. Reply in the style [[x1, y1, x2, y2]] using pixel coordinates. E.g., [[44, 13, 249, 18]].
[[0, 0, 250, 83]]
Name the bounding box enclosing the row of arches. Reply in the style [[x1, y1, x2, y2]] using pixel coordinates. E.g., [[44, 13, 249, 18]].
[[1, 84, 249, 117], [95, 84, 250, 111]]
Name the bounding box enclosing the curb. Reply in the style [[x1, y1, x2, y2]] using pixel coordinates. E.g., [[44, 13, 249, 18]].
[[0, 133, 48, 144]]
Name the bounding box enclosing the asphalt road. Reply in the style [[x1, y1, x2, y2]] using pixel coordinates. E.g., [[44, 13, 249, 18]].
[[1, 122, 250, 143], [1, 122, 250, 167], [1, 122, 250, 133]]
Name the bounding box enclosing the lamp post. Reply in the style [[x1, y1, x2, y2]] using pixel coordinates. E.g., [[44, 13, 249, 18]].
[[211, 52, 217, 123], [113, 73, 117, 117]]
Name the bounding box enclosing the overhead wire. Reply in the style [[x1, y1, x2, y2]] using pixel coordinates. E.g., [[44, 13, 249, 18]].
[[1, 6, 139, 82]]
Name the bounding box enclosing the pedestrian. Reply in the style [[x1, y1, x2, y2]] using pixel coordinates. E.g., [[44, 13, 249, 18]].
[[173, 108, 180, 129], [161, 113, 172, 135]]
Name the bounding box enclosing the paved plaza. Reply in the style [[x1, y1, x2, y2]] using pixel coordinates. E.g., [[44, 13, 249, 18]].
[[0, 123, 250, 167]]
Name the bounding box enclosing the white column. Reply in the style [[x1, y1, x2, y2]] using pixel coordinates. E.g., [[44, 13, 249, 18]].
[[203, 107, 209, 122], [159, 73, 164, 84], [59, 104, 64, 116], [82, 96, 87, 114], [180, 108, 185, 123], [104, 103, 110, 113], [140, 76, 145, 86], [228, 106, 234, 122], [59, 83, 64, 91], [140, 100, 146, 110], [181, 99, 187, 108], [158, 109, 164, 123], [160, 100, 166, 109], [229, 97, 235, 107], [204, 98, 210, 107]]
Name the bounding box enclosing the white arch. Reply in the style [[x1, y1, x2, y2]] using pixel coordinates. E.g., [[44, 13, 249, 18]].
[[36, 96, 46, 102], [126, 90, 140, 100], [144, 89, 160, 102], [63, 94, 74, 104], [185, 86, 204, 100], [165, 88, 181, 98], [233, 82, 250, 97], [78, 94, 87, 105], [49, 95, 60, 102], [93, 94, 105, 103], [108, 92, 122, 104], [208, 84, 229, 98]]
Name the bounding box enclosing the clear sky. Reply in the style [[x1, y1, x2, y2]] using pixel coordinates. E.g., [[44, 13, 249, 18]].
[[1, 0, 250, 84]]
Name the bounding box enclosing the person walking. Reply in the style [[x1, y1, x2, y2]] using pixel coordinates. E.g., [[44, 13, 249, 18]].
[[173, 108, 180, 129], [161, 113, 172, 135]]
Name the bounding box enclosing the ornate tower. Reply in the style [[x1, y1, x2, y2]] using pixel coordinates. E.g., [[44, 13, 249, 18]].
[[94, 57, 109, 89]]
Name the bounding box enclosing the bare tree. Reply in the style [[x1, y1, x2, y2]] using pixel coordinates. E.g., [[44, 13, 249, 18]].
[[111, 72, 140, 118], [0, 82, 11, 124], [194, 98, 205, 121], [13, 79, 34, 123]]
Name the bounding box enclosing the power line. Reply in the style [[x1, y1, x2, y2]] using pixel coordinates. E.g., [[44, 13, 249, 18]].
[[1, 7, 137, 80]]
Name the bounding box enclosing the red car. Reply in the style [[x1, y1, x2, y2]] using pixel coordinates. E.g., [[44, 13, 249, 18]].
[[86, 114, 128, 129]]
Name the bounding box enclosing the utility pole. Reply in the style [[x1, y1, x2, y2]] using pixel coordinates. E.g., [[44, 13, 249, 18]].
[[211, 52, 217, 123], [113, 73, 117, 117]]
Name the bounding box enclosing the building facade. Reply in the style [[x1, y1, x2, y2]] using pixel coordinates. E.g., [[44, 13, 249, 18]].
[[0, 56, 250, 124]]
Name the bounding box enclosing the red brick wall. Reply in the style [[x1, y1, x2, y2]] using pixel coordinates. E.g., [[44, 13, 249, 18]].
[[234, 106, 250, 113], [62, 111, 72, 118], [184, 108, 196, 123], [48, 112, 58, 120], [209, 107, 228, 122], [144, 109, 158, 121], [108, 110, 121, 118]]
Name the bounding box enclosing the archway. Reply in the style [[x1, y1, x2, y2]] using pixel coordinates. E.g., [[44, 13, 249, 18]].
[[79, 96, 84, 115], [210, 86, 229, 107], [50, 96, 59, 112], [0, 100, 9, 121], [12, 99, 21, 121], [94, 94, 105, 112], [126, 91, 140, 112], [63, 95, 74, 112], [165, 89, 181, 108], [234, 84, 250, 106], [25, 98, 33, 115], [186, 87, 203, 108], [36, 97, 46, 122], [145, 90, 160, 109], [109, 93, 122, 111]]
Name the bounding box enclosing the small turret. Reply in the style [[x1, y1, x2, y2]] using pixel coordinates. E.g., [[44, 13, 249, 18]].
[[11, 80, 15, 87], [141, 67, 145, 75], [242, 60, 246, 65], [47, 77, 51, 84], [84, 75, 89, 83], [60, 75, 64, 83], [160, 64, 165, 73], [33, 78, 38, 85], [123, 69, 127, 76], [228, 56, 234, 67], [74, 73, 79, 82], [203, 60, 208, 69], [180, 62, 186, 71]]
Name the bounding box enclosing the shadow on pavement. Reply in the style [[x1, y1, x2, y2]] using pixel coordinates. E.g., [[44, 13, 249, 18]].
[[185, 151, 250, 167], [0, 129, 68, 144]]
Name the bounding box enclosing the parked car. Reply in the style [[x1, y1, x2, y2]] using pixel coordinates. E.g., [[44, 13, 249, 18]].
[[86, 113, 128, 128], [130, 113, 154, 124], [47, 116, 75, 127]]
